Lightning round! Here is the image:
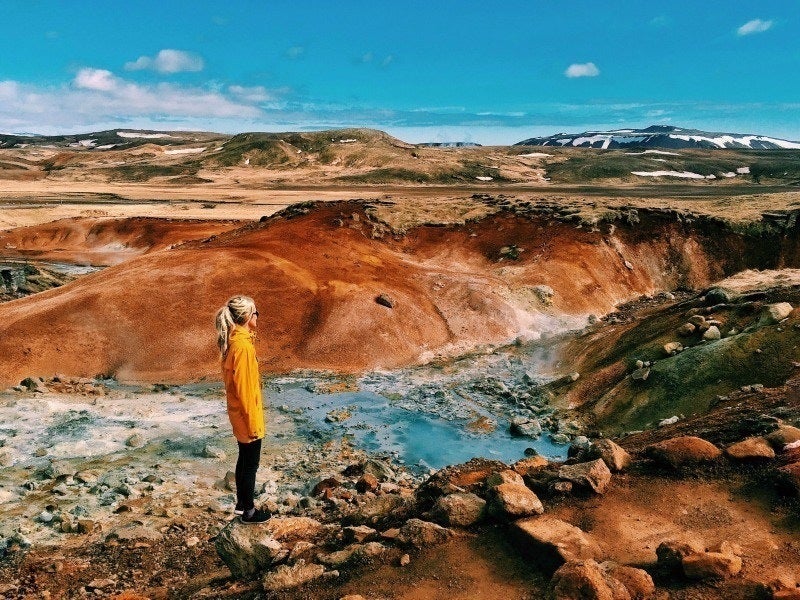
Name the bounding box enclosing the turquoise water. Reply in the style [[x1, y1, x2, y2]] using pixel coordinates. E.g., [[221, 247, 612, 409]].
[[269, 383, 566, 470]]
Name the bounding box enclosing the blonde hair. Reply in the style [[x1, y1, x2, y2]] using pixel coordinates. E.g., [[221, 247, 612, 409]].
[[215, 295, 256, 357]]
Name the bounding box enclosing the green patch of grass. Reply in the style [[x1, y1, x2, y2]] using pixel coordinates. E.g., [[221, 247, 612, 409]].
[[106, 165, 192, 182]]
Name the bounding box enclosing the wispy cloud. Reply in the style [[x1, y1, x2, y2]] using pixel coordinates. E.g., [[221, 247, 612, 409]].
[[565, 62, 600, 78], [286, 46, 305, 59], [737, 19, 773, 36], [124, 49, 205, 74]]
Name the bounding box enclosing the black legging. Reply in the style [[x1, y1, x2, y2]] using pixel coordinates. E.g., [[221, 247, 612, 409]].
[[235, 438, 262, 511]]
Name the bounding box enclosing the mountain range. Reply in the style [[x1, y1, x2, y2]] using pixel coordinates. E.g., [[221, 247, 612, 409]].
[[515, 125, 800, 150]]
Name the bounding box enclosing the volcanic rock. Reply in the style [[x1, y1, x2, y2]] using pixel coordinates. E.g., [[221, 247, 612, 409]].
[[702, 325, 721, 340], [760, 302, 793, 325], [432, 492, 486, 527], [557, 459, 612, 494], [663, 342, 683, 356], [601, 562, 655, 599], [550, 560, 618, 600], [510, 417, 542, 438], [766, 425, 800, 448], [645, 436, 722, 468], [396, 519, 453, 548], [485, 469, 525, 488], [512, 455, 550, 476], [630, 367, 650, 381], [512, 516, 603, 572], [355, 473, 379, 493], [655, 539, 705, 571], [677, 323, 696, 336], [589, 439, 631, 472], [682, 552, 743, 580], [778, 462, 800, 495], [214, 523, 286, 578], [724, 437, 775, 460], [487, 482, 545, 519], [342, 525, 377, 544]]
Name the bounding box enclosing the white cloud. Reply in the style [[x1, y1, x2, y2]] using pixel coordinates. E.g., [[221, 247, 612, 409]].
[[124, 49, 204, 73], [565, 62, 600, 78], [737, 19, 773, 36], [74, 68, 118, 91], [228, 85, 273, 103]]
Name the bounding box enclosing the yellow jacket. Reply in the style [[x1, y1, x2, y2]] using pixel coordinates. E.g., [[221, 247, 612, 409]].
[[222, 327, 265, 443]]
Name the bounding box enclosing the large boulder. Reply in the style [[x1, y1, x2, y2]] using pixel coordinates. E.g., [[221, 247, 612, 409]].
[[396, 519, 453, 549], [485, 469, 525, 488], [557, 459, 612, 494], [510, 417, 543, 438], [513, 516, 603, 573], [550, 559, 647, 600], [215, 522, 287, 579], [682, 552, 742, 580], [766, 425, 800, 449], [645, 436, 722, 469], [589, 440, 631, 472], [760, 302, 794, 325], [432, 492, 486, 527], [725, 437, 775, 460], [550, 560, 620, 600], [487, 482, 545, 519], [601, 562, 655, 599], [414, 458, 508, 511]]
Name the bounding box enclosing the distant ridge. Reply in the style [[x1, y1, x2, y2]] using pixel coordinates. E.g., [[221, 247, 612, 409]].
[[515, 125, 800, 150]]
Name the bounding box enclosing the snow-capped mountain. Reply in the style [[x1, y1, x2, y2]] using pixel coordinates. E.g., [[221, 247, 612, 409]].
[[515, 125, 800, 150]]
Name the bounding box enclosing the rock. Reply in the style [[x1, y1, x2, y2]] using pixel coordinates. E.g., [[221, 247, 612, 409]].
[[553, 481, 573, 494], [20, 377, 49, 393], [677, 323, 696, 336], [375, 294, 394, 309], [0, 450, 13, 467], [725, 437, 775, 460], [397, 519, 453, 548], [645, 436, 722, 469], [77, 520, 99, 534], [510, 417, 543, 438], [262, 517, 326, 543], [202, 444, 226, 460], [224, 470, 236, 491], [550, 560, 616, 600], [261, 560, 327, 592], [106, 524, 163, 543], [343, 525, 377, 544], [215, 522, 286, 578], [630, 367, 650, 382], [87, 579, 116, 590], [75, 470, 100, 485], [778, 462, 800, 495], [487, 482, 544, 519], [766, 425, 800, 448], [513, 516, 603, 572], [125, 433, 143, 448], [486, 469, 525, 488], [589, 439, 631, 472], [601, 562, 655, 599], [688, 315, 707, 327], [663, 342, 683, 356], [705, 287, 734, 304], [362, 459, 394, 482], [658, 416, 680, 427], [760, 302, 793, 325], [512, 456, 549, 476], [400, 553, 411, 566], [655, 539, 705, 571], [702, 325, 721, 340], [311, 477, 342, 497], [348, 493, 412, 526], [432, 492, 486, 527], [355, 473, 379, 494], [682, 552, 742, 579], [414, 458, 508, 510], [557, 459, 612, 494]]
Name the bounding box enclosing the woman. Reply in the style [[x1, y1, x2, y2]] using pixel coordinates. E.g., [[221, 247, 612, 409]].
[[215, 295, 270, 523]]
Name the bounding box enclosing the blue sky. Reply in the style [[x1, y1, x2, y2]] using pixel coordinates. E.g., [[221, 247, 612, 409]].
[[1, 1, 798, 144]]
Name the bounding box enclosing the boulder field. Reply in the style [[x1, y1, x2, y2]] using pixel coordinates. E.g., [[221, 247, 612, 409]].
[[1, 200, 799, 386]]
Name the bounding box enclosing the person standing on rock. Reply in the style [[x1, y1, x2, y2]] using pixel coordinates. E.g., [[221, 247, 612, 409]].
[[215, 295, 270, 523]]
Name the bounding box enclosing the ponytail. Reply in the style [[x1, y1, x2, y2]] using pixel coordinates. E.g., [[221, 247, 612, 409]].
[[215, 295, 256, 357]]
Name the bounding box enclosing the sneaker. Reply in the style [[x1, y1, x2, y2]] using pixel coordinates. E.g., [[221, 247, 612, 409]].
[[240, 508, 270, 524]]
